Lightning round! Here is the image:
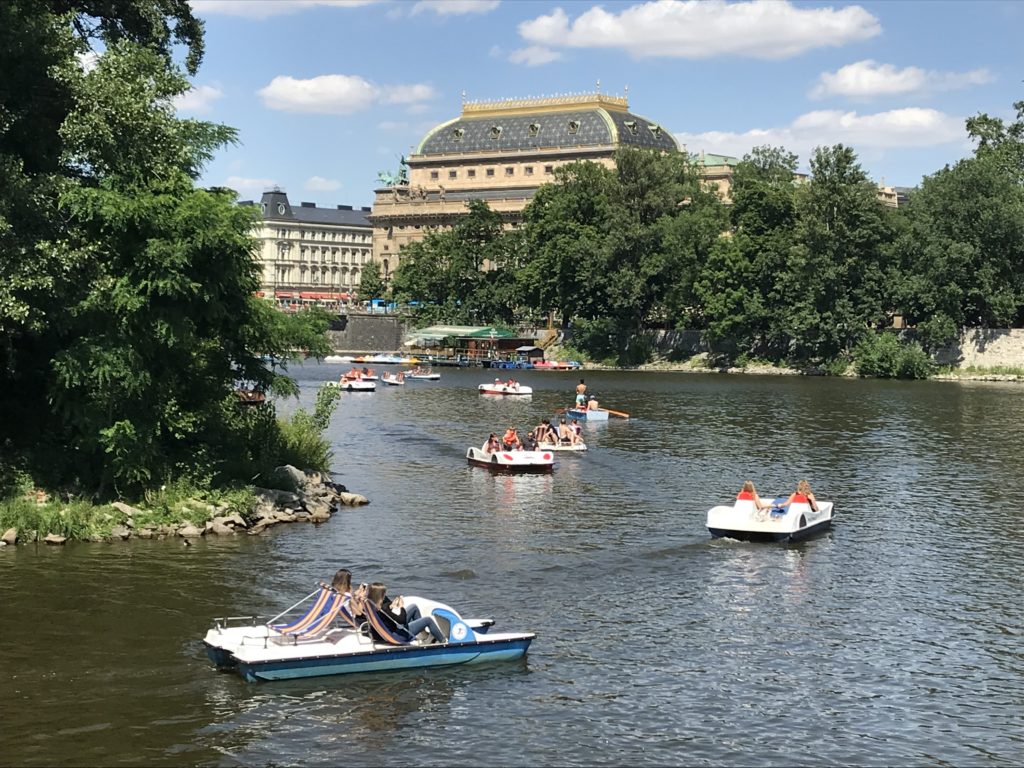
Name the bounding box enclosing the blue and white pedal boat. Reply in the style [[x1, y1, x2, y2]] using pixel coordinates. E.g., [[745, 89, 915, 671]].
[[706, 497, 835, 542], [203, 595, 535, 683], [562, 407, 609, 421]]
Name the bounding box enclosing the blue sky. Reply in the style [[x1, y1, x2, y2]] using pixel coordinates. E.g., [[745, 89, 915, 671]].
[[181, 0, 1024, 207]]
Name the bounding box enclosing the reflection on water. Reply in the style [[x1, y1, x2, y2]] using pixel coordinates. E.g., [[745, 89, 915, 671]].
[[2, 366, 1023, 766]]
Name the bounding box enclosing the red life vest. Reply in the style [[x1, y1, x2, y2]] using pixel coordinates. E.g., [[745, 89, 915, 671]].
[[792, 493, 808, 503], [736, 491, 754, 500]]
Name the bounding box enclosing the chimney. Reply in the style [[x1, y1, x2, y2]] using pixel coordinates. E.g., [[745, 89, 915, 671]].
[[300, 201, 316, 208]]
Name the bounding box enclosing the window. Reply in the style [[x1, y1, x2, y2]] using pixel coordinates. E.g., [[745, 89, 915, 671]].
[[624, 120, 638, 135], [505, 167, 514, 176], [648, 123, 662, 139], [544, 165, 554, 174], [452, 127, 464, 142], [430, 171, 439, 180], [448, 170, 457, 180], [468, 169, 476, 178], [489, 125, 502, 140], [567, 120, 580, 135], [525, 166, 534, 176], [528, 122, 541, 137], [486, 168, 495, 177]]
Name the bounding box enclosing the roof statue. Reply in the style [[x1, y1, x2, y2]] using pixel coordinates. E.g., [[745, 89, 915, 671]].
[[376, 155, 410, 188]]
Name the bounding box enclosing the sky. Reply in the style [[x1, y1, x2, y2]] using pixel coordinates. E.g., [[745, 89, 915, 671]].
[[179, 0, 1024, 208]]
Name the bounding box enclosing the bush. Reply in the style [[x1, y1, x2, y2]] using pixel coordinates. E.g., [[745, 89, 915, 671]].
[[855, 333, 934, 379]]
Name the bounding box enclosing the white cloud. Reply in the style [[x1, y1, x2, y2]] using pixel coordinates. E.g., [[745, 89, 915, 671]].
[[518, 0, 880, 60], [173, 84, 224, 113], [810, 60, 994, 99], [411, 0, 500, 15], [675, 108, 965, 163], [224, 176, 279, 197], [190, 0, 377, 19], [509, 46, 563, 67], [305, 176, 342, 192], [258, 74, 435, 114]]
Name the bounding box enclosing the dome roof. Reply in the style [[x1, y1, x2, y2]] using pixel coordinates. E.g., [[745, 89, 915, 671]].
[[415, 94, 678, 156]]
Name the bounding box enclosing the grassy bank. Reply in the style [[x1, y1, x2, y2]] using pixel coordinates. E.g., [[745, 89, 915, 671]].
[[0, 481, 256, 542]]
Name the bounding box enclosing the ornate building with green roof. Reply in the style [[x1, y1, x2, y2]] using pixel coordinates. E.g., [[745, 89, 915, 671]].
[[367, 91, 679, 276]]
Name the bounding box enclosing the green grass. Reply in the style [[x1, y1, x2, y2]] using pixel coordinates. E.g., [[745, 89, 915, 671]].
[[0, 481, 257, 542]]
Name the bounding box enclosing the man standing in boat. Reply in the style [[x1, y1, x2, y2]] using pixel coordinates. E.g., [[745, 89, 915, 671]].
[[575, 379, 587, 409]]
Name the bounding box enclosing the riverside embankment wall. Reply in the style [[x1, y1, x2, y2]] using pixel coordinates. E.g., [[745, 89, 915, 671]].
[[326, 314, 407, 353]]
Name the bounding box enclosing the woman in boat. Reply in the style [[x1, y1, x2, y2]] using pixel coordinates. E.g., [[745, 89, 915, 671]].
[[778, 480, 819, 512], [356, 582, 446, 645], [482, 433, 500, 453], [331, 568, 353, 594], [736, 481, 772, 511]]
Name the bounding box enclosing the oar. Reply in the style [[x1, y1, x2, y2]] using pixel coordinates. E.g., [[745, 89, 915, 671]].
[[603, 408, 630, 419]]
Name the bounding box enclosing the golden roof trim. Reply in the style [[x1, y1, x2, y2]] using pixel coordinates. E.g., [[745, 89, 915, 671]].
[[462, 92, 629, 116]]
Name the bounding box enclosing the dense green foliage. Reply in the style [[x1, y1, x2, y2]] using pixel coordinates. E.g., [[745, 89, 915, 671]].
[[0, 2, 337, 500], [357, 258, 387, 301], [393, 103, 1024, 374]]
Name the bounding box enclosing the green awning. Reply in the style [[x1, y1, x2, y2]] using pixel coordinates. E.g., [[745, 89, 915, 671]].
[[462, 326, 518, 339]]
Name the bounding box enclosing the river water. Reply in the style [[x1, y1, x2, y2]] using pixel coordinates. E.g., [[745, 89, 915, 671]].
[[2, 366, 1022, 766]]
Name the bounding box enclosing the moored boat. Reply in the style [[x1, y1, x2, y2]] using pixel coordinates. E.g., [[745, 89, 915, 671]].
[[466, 446, 553, 472], [706, 497, 835, 542], [479, 382, 533, 396], [381, 372, 405, 386], [203, 593, 534, 683]]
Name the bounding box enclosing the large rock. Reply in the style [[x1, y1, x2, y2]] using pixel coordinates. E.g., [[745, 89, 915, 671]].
[[1, 528, 17, 545], [111, 501, 142, 517], [212, 513, 247, 529], [109, 525, 132, 540], [274, 464, 308, 491], [253, 487, 301, 506], [44, 533, 67, 545], [304, 498, 332, 519], [210, 521, 235, 536], [338, 492, 369, 506], [178, 523, 205, 538]]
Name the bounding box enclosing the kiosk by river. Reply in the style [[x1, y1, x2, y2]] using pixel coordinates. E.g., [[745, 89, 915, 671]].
[[1, 367, 1021, 766]]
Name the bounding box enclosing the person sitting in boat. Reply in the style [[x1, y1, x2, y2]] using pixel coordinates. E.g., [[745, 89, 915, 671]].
[[557, 417, 576, 445], [506, 378, 517, 389], [571, 419, 582, 439], [587, 394, 600, 411], [501, 426, 521, 451], [482, 433, 500, 453], [777, 480, 820, 513], [540, 419, 558, 445], [353, 582, 446, 645], [736, 480, 773, 511]]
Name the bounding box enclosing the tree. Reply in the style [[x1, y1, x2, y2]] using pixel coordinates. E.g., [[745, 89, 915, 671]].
[[358, 259, 386, 302], [0, 3, 331, 496]]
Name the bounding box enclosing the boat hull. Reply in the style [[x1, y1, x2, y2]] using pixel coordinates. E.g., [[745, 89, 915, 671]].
[[706, 500, 834, 543], [326, 380, 376, 392], [232, 635, 534, 682], [479, 384, 533, 396], [537, 442, 587, 452], [563, 408, 608, 421], [466, 447, 553, 472]]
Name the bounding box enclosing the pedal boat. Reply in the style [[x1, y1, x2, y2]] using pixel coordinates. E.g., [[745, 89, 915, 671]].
[[562, 407, 608, 421], [537, 441, 587, 452], [326, 378, 376, 392], [406, 371, 441, 380], [204, 595, 535, 683], [466, 446, 554, 472], [478, 383, 533, 396], [381, 373, 405, 386], [706, 497, 834, 542]]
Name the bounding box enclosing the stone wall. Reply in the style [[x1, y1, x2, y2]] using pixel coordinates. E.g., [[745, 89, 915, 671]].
[[327, 313, 407, 353], [932, 328, 1024, 368]]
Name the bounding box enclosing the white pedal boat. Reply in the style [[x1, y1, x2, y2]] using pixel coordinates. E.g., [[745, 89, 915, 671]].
[[466, 446, 553, 472], [326, 379, 376, 392], [706, 497, 835, 542], [479, 383, 533, 396], [323, 355, 355, 364], [537, 441, 587, 452], [406, 372, 441, 380], [381, 373, 404, 386], [204, 595, 534, 683]]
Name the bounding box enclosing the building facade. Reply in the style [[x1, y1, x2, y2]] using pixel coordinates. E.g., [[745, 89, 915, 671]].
[[367, 91, 679, 269], [244, 189, 374, 311]]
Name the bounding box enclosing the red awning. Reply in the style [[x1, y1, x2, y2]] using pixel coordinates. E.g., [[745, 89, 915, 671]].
[[275, 291, 294, 299]]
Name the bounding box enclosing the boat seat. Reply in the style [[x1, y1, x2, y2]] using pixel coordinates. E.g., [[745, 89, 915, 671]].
[[430, 607, 477, 643], [362, 599, 415, 646], [270, 586, 346, 639]]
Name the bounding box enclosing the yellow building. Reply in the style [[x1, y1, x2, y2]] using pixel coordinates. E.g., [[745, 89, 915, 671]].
[[243, 189, 373, 311], [368, 91, 680, 272]]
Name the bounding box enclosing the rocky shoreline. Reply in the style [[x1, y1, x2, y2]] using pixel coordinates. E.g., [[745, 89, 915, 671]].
[[0, 465, 368, 547]]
